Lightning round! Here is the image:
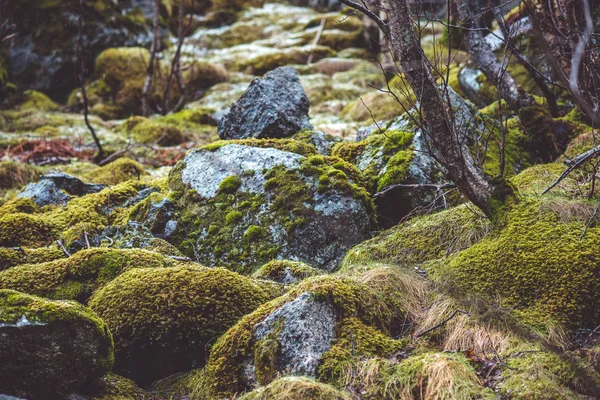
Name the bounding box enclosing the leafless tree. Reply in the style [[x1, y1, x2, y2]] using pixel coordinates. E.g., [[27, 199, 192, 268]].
[[339, 0, 511, 218], [142, 0, 161, 117], [75, 0, 104, 162]]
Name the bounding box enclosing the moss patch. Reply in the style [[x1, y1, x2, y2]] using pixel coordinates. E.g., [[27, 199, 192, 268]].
[[88, 265, 276, 385], [85, 158, 146, 185]]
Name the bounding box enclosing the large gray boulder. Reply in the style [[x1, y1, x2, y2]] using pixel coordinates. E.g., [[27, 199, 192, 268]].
[[168, 142, 374, 273], [0, 290, 113, 399], [218, 67, 313, 140]]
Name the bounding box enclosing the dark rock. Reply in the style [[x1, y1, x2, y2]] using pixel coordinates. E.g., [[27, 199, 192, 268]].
[[17, 172, 105, 207], [0, 290, 113, 399], [218, 67, 313, 140]]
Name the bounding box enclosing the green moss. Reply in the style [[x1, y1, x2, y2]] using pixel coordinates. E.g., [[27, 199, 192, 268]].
[[19, 90, 59, 112], [169, 144, 374, 274], [341, 204, 491, 270], [131, 120, 184, 146], [204, 138, 318, 156], [88, 265, 276, 385], [234, 46, 336, 75], [0, 248, 176, 302], [0, 197, 39, 215], [0, 161, 42, 191], [332, 130, 415, 193], [253, 259, 320, 283], [0, 246, 65, 271], [89, 373, 147, 400], [239, 377, 352, 400], [428, 198, 600, 328], [0, 213, 58, 247], [184, 61, 229, 92], [183, 271, 406, 398], [85, 158, 146, 185], [219, 175, 242, 194]]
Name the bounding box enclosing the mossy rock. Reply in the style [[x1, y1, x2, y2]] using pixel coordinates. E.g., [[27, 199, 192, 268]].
[[0, 289, 113, 399], [88, 265, 277, 385], [0, 246, 65, 271], [428, 198, 600, 328], [184, 60, 229, 94], [86, 373, 147, 400], [0, 213, 58, 247], [19, 90, 60, 112], [252, 259, 321, 284], [181, 270, 408, 398], [131, 119, 184, 146], [0, 248, 177, 303], [239, 376, 352, 400], [0, 197, 39, 215], [85, 158, 146, 185], [234, 46, 336, 75], [169, 142, 374, 273], [291, 130, 342, 155], [340, 204, 491, 270]]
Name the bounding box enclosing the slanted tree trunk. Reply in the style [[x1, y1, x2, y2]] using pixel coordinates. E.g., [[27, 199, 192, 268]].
[[387, 0, 507, 217], [142, 0, 160, 117], [457, 0, 534, 111]]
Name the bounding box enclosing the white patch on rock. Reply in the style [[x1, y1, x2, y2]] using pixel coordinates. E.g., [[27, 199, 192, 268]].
[[0, 315, 46, 328], [180, 144, 303, 199]]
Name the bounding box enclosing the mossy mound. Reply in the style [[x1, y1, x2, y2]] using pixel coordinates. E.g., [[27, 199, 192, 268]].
[[0, 289, 113, 399], [0, 197, 39, 215], [0, 248, 176, 303], [86, 373, 147, 400], [184, 61, 229, 95], [291, 130, 342, 155], [203, 138, 319, 156], [252, 259, 321, 284], [234, 46, 336, 75], [0, 161, 42, 191], [19, 90, 60, 112], [239, 376, 352, 400], [85, 158, 146, 185], [428, 198, 600, 329], [169, 142, 374, 273], [341, 204, 491, 270], [0, 246, 65, 271], [131, 120, 184, 146], [182, 270, 408, 398], [0, 213, 58, 247], [88, 265, 277, 385]]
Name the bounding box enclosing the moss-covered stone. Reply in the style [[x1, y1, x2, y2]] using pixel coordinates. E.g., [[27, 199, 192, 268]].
[[0, 197, 39, 215], [240, 376, 352, 400], [428, 198, 600, 328], [87, 373, 147, 400], [182, 270, 407, 398], [0, 213, 58, 247], [235, 46, 336, 75], [0, 246, 65, 271], [19, 90, 60, 112], [88, 265, 276, 385], [253, 259, 321, 284], [0, 248, 177, 302], [131, 119, 184, 146], [0, 289, 113, 399], [203, 138, 319, 156], [85, 158, 146, 185], [341, 204, 491, 270], [169, 143, 374, 273]]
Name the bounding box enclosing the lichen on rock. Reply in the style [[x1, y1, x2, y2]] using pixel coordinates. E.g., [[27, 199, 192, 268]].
[[168, 142, 374, 273]]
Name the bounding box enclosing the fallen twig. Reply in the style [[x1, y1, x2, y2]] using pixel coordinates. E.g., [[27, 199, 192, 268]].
[[56, 240, 71, 257], [373, 182, 457, 198], [414, 309, 469, 338]]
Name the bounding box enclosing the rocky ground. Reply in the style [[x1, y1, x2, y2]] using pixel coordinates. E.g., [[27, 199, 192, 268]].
[[1, 1, 600, 399]]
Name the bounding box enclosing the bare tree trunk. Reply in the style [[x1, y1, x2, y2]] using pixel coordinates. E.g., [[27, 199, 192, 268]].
[[457, 0, 534, 111], [142, 0, 160, 117], [76, 0, 104, 162], [163, 0, 188, 114]]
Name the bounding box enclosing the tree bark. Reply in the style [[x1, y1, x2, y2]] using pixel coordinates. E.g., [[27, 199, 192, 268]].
[[142, 0, 160, 117], [385, 0, 501, 217], [457, 0, 534, 111]]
